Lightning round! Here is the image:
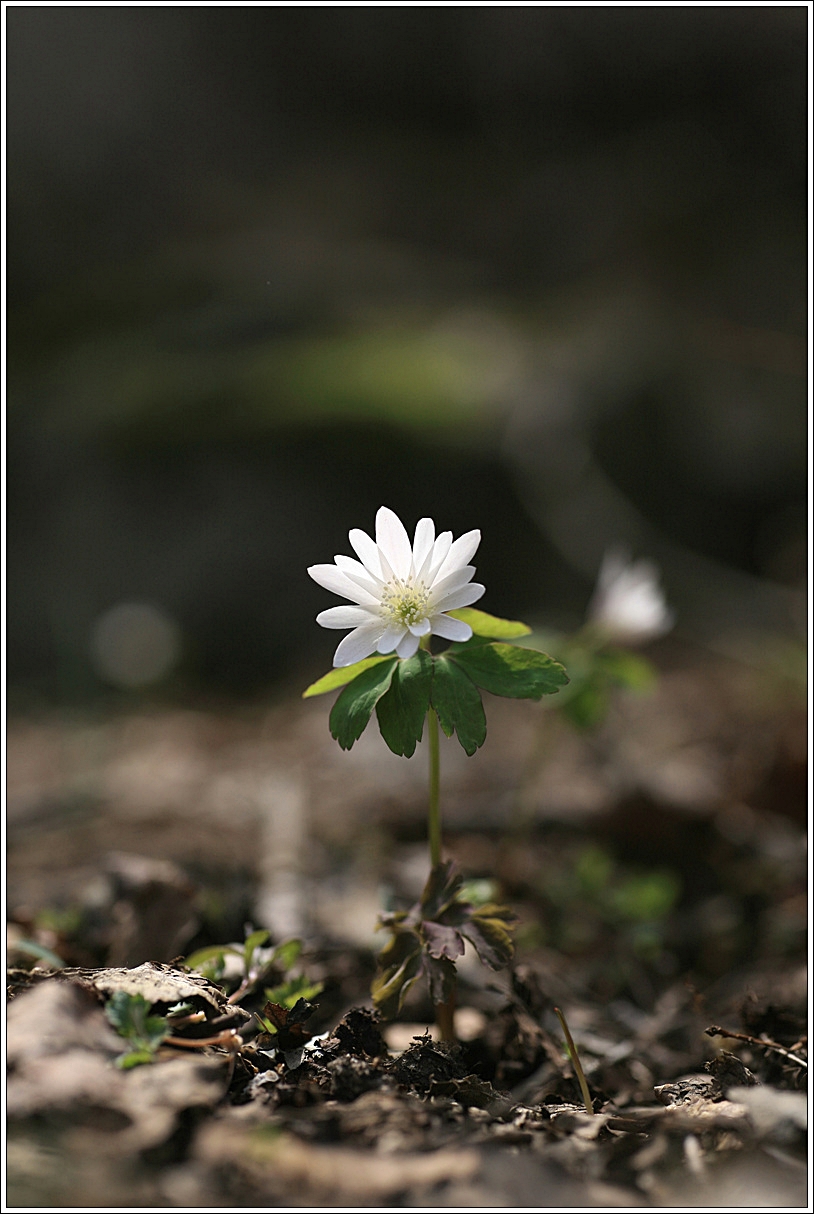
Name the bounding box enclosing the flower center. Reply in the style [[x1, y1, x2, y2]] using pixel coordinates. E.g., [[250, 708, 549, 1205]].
[[380, 578, 429, 627]]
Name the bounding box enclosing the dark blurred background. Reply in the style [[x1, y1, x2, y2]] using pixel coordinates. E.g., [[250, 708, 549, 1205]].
[[7, 6, 808, 703]]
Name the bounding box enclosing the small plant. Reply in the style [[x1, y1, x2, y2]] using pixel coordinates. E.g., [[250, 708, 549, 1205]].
[[184, 932, 321, 1007], [105, 991, 170, 1069], [306, 507, 569, 1035], [372, 860, 516, 1028], [552, 548, 674, 729], [184, 927, 273, 986]]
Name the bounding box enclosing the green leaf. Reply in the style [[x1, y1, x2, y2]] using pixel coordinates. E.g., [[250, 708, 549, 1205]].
[[329, 656, 399, 750], [610, 871, 681, 922], [597, 648, 656, 691], [242, 928, 271, 972], [422, 921, 465, 962], [451, 642, 568, 700], [264, 974, 324, 1009], [12, 939, 66, 970], [424, 953, 458, 1005], [421, 860, 463, 920], [459, 905, 517, 970], [271, 938, 303, 971], [302, 655, 393, 698], [375, 650, 433, 757], [116, 1049, 157, 1070], [371, 929, 424, 1019], [560, 682, 610, 729], [448, 607, 532, 639], [105, 991, 168, 1063], [184, 944, 239, 977], [431, 656, 487, 756]]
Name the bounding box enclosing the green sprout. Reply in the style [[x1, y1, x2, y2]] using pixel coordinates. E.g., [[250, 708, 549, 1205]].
[[105, 991, 169, 1069], [554, 1005, 594, 1116], [184, 932, 319, 1008]]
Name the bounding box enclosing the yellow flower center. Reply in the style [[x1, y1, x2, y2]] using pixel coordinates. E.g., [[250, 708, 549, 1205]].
[[380, 579, 430, 626]]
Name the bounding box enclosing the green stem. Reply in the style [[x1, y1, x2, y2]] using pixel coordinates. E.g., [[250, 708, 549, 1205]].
[[420, 636, 454, 1040], [427, 706, 442, 868]]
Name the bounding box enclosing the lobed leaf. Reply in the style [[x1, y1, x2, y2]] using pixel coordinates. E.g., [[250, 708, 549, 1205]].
[[459, 905, 517, 971], [422, 920, 465, 962], [450, 641, 568, 699], [430, 655, 487, 755], [374, 649, 433, 757], [105, 991, 168, 1060], [371, 928, 424, 1019], [329, 656, 399, 750], [424, 953, 458, 1006], [420, 860, 463, 921]]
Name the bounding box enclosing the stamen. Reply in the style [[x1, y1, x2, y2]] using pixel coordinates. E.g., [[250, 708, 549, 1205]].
[[381, 578, 429, 626]]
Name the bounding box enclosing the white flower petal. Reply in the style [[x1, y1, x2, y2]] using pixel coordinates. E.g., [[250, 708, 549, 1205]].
[[596, 551, 626, 592], [308, 564, 380, 607], [316, 605, 378, 629], [412, 517, 435, 575], [427, 565, 476, 608], [432, 582, 485, 613], [434, 529, 481, 581], [333, 623, 385, 667], [425, 531, 453, 581], [310, 509, 488, 666], [334, 554, 383, 595], [429, 614, 472, 642], [348, 528, 383, 580], [377, 624, 408, 654], [376, 507, 413, 580], [396, 632, 421, 659]]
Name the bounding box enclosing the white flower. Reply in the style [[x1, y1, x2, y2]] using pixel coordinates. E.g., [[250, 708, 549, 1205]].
[[587, 550, 675, 645], [308, 506, 485, 667]]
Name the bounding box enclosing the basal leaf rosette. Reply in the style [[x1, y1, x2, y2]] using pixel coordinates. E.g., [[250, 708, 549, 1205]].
[[371, 861, 517, 1018], [304, 605, 568, 757]]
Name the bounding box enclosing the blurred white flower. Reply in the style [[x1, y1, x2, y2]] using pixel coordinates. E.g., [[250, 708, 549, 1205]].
[[587, 550, 675, 645], [309, 506, 485, 666]]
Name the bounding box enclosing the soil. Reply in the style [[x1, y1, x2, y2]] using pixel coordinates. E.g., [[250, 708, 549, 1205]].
[[6, 644, 808, 1208]]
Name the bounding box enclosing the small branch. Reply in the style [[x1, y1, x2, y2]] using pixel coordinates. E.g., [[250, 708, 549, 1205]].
[[165, 1029, 243, 1051], [555, 1006, 594, 1114], [705, 1025, 807, 1069]]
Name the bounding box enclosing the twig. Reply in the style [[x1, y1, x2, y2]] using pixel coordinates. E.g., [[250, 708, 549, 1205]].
[[165, 1029, 243, 1051], [705, 1025, 807, 1069]]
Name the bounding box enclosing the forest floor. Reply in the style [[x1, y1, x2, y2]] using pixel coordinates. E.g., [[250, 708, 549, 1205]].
[[6, 641, 808, 1208]]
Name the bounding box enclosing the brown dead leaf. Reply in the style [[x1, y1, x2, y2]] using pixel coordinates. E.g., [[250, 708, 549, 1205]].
[[7, 975, 230, 1151], [197, 1119, 479, 1202], [59, 961, 230, 1015]]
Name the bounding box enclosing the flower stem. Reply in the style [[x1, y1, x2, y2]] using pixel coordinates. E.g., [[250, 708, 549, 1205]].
[[436, 990, 456, 1043], [427, 706, 442, 868]]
